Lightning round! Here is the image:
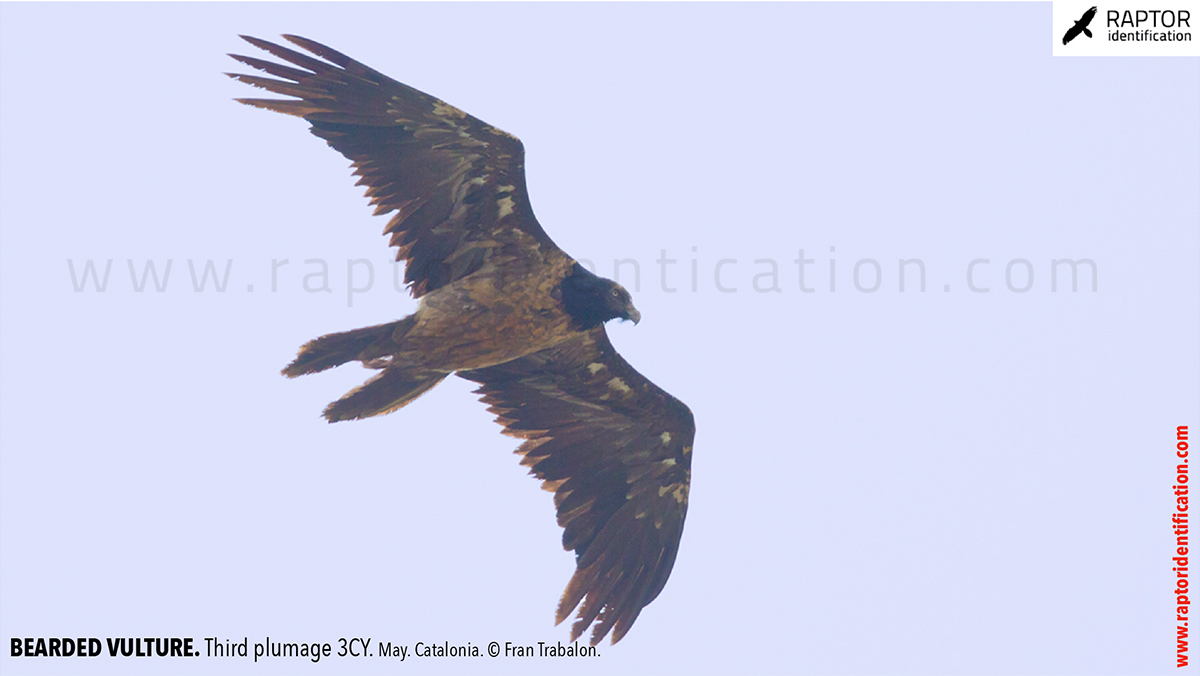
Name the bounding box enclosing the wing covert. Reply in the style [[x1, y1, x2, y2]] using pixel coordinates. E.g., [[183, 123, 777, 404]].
[[228, 35, 557, 297], [459, 328, 695, 645]]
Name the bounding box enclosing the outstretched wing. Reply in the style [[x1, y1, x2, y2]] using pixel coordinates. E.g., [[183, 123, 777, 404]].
[[228, 35, 557, 297], [460, 328, 695, 646]]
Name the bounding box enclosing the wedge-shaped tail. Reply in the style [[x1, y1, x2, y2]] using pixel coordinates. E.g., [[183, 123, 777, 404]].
[[282, 317, 413, 378], [281, 315, 446, 421], [323, 367, 448, 422]]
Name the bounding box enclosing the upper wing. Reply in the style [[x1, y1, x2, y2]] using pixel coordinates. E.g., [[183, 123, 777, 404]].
[[460, 328, 695, 645], [228, 35, 557, 297]]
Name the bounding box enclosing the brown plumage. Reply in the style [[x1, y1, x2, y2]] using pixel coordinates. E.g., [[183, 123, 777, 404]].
[[229, 35, 694, 645]]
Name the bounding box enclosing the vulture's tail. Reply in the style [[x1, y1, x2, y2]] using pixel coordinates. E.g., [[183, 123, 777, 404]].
[[281, 316, 415, 378], [322, 367, 448, 422]]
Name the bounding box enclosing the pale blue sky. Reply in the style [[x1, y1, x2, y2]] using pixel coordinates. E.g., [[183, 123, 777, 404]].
[[1, 3, 1198, 674]]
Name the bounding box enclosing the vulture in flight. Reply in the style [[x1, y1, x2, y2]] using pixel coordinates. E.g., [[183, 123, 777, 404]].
[[1062, 6, 1098, 45], [228, 35, 694, 646]]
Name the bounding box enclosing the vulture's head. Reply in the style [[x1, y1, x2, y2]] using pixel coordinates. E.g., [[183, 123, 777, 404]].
[[562, 263, 641, 330]]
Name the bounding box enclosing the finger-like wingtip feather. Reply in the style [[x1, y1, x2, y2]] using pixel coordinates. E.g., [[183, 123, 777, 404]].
[[238, 34, 336, 75], [279, 35, 382, 81], [228, 73, 332, 100], [233, 97, 321, 117], [282, 34, 359, 70], [228, 53, 312, 82]]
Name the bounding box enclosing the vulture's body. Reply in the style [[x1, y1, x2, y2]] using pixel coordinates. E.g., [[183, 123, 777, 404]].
[[229, 35, 694, 646]]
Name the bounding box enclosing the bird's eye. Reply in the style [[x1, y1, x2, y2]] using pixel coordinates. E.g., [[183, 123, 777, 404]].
[[611, 289, 620, 297]]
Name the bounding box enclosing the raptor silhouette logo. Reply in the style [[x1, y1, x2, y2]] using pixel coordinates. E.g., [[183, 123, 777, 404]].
[[1063, 6, 1099, 45]]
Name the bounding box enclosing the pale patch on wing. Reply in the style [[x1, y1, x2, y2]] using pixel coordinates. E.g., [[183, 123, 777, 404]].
[[496, 184, 516, 193], [660, 431, 671, 445], [432, 99, 468, 119], [587, 362, 607, 375], [498, 196, 515, 218], [484, 125, 519, 140], [658, 482, 688, 504], [606, 377, 631, 394]]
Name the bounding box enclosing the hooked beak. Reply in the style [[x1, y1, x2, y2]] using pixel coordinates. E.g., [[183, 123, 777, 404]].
[[624, 305, 641, 325]]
